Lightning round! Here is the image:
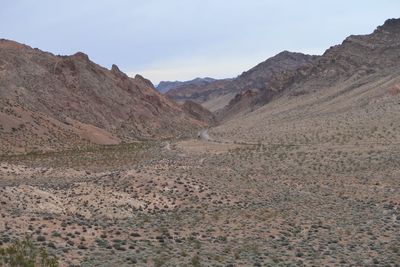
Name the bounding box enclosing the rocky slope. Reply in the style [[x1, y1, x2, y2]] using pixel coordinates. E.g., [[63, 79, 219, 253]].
[[209, 18, 400, 121], [215, 51, 318, 120], [0, 40, 208, 154], [166, 19, 400, 122], [181, 100, 216, 126], [164, 52, 317, 116], [157, 77, 216, 94], [212, 18, 400, 142], [164, 77, 233, 105], [295, 18, 400, 91]]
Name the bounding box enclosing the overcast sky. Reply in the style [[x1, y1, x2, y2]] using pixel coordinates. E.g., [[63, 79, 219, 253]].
[[1, 0, 399, 84]]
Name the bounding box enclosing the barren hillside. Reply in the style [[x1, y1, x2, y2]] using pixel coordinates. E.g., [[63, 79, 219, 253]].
[[0, 40, 208, 154], [157, 77, 217, 94], [166, 19, 400, 122], [165, 78, 233, 107], [164, 51, 317, 114]]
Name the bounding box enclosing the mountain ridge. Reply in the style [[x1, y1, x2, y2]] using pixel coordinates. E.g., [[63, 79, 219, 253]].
[[165, 18, 400, 121], [0, 39, 209, 154], [164, 50, 318, 114]]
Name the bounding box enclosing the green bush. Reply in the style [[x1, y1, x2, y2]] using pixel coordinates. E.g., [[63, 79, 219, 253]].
[[0, 236, 58, 267]]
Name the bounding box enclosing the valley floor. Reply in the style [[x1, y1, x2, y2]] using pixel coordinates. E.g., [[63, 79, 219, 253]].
[[0, 135, 399, 266]]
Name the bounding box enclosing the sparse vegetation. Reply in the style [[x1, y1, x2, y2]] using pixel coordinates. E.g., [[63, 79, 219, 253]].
[[0, 236, 58, 267]]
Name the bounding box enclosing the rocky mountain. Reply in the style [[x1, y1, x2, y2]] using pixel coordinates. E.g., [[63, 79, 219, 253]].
[[157, 77, 216, 94], [297, 18, 400, 88], [181, 100, 216, 126], [1, 18, 399, 155], [0, 39, 209, 154], [215, 51, 318, 120], [210, 18, 400, 121], [166, 78, 233, 107], [232, 51, 318, 94], [247, 17, 400, 102], [164, 52, 317, 115], [212, 18, 400, 142], [166, 18, 400, 121]]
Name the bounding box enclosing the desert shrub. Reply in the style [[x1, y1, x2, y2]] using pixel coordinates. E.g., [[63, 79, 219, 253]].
[[50, 231, 61, 238], [191, 255, 201, 266], [0, 235, 58, 267]]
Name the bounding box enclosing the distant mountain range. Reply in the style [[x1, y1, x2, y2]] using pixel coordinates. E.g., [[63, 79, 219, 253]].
[[157, 77, 217, 93], [158, 51, 317, 112]]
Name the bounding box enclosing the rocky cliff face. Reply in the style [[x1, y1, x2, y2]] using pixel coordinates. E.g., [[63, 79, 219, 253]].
[[0, 39, 208, 154]]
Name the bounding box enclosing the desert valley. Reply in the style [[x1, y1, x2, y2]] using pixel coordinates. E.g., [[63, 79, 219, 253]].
[[0, 17, 399, 266]]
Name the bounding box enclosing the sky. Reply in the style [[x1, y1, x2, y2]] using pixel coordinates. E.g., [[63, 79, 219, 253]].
[[1, 0, 399, 84]]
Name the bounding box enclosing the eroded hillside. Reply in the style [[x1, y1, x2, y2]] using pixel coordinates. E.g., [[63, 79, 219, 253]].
[[0, 40, 208, 154]]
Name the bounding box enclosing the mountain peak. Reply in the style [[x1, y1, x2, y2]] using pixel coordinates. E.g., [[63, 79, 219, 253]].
[[381, 18, 400, 30], [157, 77, 217, 93], [111, 64, 121, 72], [379, 18, 400, 32], [239, 50, 317, 79], [135, 74, 155, 88], [72, 51, 90, 62], [0, 38, 31, 50], [275, 50, 295, 56], [111, 64, 128, 79]]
